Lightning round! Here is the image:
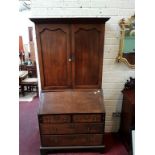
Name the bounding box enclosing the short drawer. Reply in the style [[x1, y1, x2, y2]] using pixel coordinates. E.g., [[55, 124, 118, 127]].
[[38, 114, 71, 123], [40, 123, 104, 134], [41, 134, 103, 147], [73, 114, 103, 123]]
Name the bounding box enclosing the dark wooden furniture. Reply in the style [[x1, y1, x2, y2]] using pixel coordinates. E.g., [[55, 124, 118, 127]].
[[119, 77, 135, 152], [19, 71, 28, 96], [26, 65, 37, 78], [123, 53, 135, 65], [19, 65, 38, 96], [39, 90, 105, 154], [31, 18, 109, 90], [19, 71, 28, 83], [31, 18, 109, 155], [20, 78, 38, 96], [19, 64, 37, 78]]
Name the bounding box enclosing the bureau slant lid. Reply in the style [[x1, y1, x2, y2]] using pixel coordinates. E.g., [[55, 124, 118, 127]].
[[39, 90, 105, 114]]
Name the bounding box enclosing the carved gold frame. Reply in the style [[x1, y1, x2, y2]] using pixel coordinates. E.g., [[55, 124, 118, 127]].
[[116, 15, 135, 69]]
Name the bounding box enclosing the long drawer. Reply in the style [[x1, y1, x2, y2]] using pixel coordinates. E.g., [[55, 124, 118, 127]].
[[41, 134, 103, 147], [40, 123, 104, 134]]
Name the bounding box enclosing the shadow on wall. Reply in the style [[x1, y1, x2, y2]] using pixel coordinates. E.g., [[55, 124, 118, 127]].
[[111, 94, 123, 132]]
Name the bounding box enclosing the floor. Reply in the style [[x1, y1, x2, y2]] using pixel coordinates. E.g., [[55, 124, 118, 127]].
[[19, 97, 129, 155], [19, 92, 37, 102]]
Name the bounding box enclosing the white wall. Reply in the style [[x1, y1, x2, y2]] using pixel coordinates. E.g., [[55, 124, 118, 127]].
[[31, 0, 135, 132], [19, 10, 41, 94], [19, 11, 33, 47]]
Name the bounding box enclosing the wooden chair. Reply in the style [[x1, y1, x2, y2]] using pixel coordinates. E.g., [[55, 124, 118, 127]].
[[27, 65, 37, 78], [19, 71, 28, 96], [19, 64, 38, 96], [20, 78, 38, 96]]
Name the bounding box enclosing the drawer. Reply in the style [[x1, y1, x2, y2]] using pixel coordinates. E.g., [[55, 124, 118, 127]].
[[73, 114, 103, 122], [39, 115, 71, 123], [40, 123, 104, 134], [41, 134, 103, 147]]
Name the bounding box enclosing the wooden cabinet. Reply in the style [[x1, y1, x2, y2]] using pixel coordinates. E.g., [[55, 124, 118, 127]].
[[31, 18, 109, 154], [72, 24, 104, 89], [119, 78, 135, 152], [38, 91, 105, 150], [36, 24, 71, 89], [34, 18, 109, 90]]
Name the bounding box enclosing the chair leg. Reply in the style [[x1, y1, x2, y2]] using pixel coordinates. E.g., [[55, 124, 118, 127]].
[[26, 85, 29, 92], [21, 85, 25, 96], [36, 85, 38, 96], [31, 85, 33, 91], [29, 85, 31, 92]]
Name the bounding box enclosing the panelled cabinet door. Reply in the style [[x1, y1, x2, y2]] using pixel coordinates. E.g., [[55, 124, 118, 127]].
[[71, 24, 105, 89], [36, 24, 72, 90]]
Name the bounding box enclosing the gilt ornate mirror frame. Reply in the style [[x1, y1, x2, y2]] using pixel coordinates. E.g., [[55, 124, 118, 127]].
[[117, 15, 135, 69]]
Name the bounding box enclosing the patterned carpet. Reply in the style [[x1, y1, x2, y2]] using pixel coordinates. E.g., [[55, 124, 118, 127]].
[[19, 97, 129, 155]]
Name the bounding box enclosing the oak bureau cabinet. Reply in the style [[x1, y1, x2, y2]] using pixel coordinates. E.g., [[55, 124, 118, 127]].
[[31, 18, 109, 155]]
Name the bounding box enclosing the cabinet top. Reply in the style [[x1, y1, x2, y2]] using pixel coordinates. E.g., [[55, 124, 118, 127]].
[[39, 90, 105, 114], [30, 17, 110, 24]]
